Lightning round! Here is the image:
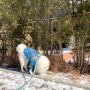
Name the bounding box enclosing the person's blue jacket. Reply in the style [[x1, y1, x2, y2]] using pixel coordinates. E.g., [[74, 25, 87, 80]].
[[24, 48, 39, 71]]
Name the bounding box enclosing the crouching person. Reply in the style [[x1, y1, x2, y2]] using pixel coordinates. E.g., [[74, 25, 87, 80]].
[[16, 44, 50, 75]]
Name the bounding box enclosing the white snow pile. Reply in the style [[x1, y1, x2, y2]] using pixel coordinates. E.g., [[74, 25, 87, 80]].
[[0, 70, 88, 90]]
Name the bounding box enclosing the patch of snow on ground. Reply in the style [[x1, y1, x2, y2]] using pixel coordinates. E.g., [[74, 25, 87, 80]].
[[0, 70, 86, 90]]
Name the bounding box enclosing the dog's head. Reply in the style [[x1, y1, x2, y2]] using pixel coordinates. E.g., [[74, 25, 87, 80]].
[[16, 44, 27, 54]]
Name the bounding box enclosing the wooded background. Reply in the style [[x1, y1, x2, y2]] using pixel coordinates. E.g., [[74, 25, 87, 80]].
[[0, 0, 90, 74]]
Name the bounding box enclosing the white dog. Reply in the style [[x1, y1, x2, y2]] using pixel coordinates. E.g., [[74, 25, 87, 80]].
[[16, 44, 50, 75]]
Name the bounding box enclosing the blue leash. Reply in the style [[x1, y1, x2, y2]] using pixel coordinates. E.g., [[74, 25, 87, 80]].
[[16, 55, 40, 90], [22, 72, 26, 82]]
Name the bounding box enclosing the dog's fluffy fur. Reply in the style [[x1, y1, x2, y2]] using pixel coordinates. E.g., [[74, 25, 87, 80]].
[[16, 44, 50, 74]]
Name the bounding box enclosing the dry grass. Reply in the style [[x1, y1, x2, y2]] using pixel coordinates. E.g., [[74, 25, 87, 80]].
[[0, 53, 90, 75]]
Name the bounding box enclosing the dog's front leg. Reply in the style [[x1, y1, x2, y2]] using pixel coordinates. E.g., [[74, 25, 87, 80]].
[[21, 66, 24, 72], [20, 62, 25, 72], [18, 55, 25, 72], [29, 70, 33, 75], [24, 59, 28, 71], [29, 65, 33, 75]]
